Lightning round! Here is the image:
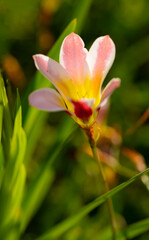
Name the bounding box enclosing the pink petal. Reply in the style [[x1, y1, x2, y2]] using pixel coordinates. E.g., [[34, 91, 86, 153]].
[[29, 88, 66, 112], [100, 78, 121, 104], [59, 32, 88, 84], [86, 35, 115, 89], [96, 99, 109, 124], [33, 54, 70, 96]]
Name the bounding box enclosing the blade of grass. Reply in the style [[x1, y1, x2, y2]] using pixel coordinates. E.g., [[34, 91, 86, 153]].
[[0, 88, 26, 239], [20, 166, 54, 233], [0, 164, 26, 240], [0, 73, 12, 160], [101, 217, 149, 239], [0, 73, 12, 138], [35, 168, 149, 240], [10, 164, 26, 221], [5, 92, 26, 189], [10, 128, 27, 186], [71, 0, 93, 34], [10, 91, 27, 184], [0, 99, 3, 141], [20, 123, 76, 234], [0, 144, 4, 188], [0, 92, 4, 186], [120, 217, 149, 239], [47, 19, 77, 63]]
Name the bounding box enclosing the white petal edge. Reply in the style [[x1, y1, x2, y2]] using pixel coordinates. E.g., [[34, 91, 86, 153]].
[[86, 35, 116, 85], [101, 78, 120, 103], [96, 98, 109, 124], [96, 78, 120, 109]]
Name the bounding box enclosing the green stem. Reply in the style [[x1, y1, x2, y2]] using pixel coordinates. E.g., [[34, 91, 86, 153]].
[[90, 142, 116, 240]]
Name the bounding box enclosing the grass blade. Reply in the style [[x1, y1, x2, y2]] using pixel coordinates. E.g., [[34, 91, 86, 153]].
[[121, 217, 149, 239], [0, 73, 12, 160], [101, 217, 149, 239], [20, 123, 76, 234], [0, 97, 3, 142], [20, 166, 54, 233], [72, 0, 93, 34], [35, 168, 149, 240], [0, 89, 4, 186]]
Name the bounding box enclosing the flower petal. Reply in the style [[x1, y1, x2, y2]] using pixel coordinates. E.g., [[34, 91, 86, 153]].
[[33, 54, 71, 97], [59, 32, 88, 84], [100, 78, 121, 104], [96, 98, 109, 124], [86, 35, 115, 96], [29, 88, 66, 112]]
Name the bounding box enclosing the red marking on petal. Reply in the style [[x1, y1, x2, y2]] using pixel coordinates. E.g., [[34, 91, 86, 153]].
[[72, 100, 92, 120]]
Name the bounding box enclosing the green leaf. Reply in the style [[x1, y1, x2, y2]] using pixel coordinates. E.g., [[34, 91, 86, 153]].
[[8, 164, 26, 225], [20, 166, 54, 233], [5, 91, 27, 188], [20, 125, 76, 234], [71, 0, 93, 34], [0, 73, 12, 159], [100, 217, 149, 239], [0, 91, 4, 187], [13, 90, 22, 137], [10, 128, 27, 186], [0, 97, 3, 142], [35, 168, 149, 240], [121, 217, 149, 239], [0, 73, 12, 137], [0, 91, 26, 237], [9, 91, 22, 164], [47, 19, 77, 62], [11, 164, 26, 216], [0, 144, 4, 188], [0, 164, 26, 240]]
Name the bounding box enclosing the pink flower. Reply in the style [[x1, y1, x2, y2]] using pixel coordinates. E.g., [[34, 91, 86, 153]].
[[29, 33, 120, 128]]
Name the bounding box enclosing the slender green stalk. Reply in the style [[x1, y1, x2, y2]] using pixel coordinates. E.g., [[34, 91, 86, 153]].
[[90, 141, 116, 240]]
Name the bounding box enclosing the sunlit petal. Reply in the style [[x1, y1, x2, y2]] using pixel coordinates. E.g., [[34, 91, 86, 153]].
[[29, 88, 66, 112], [33, 54, 71, 97], [86, 35, 115, 97], [60, 32, 88, 85], [100, 78, 121, 104], [96, 98, 109, 124], [31, 34, 119, 129]]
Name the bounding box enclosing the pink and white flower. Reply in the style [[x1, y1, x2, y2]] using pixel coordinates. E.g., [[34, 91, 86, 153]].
[[29, 33, 120, 128]]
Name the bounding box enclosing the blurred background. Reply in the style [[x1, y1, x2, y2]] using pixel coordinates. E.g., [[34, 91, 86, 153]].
[[0, 0, 149, 239]]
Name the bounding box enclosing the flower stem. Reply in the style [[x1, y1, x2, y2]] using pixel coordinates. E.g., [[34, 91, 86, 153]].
[[90, 142, 116, 240]]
